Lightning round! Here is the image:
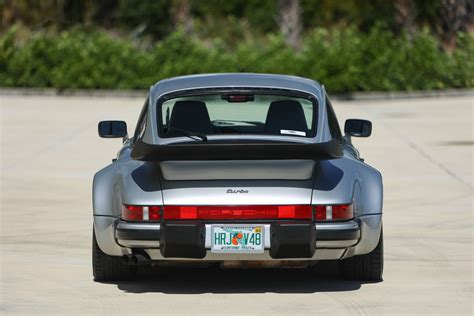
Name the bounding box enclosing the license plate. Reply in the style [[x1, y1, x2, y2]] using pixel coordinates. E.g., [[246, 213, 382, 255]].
[[211, 224, 264, 253]]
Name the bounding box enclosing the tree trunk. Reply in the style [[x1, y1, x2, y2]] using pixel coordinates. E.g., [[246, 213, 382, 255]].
[[278, 0, 302, 50], [171, 0, 193, 34], [394, 0, 417, 36], [439, 0, 468, 51]]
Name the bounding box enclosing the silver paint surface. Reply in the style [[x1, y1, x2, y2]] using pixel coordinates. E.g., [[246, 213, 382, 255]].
[[160, 160, 315, 180]]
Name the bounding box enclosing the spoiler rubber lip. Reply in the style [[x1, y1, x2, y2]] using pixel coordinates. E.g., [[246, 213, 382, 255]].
[[131, 139, 343, 161]]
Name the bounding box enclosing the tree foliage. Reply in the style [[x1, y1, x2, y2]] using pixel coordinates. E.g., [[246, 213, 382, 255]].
[[1, 26, 472, 92], [1, 0, 472, 44]]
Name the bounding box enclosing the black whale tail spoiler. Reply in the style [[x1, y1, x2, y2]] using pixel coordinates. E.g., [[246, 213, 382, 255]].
[[130, 139, 343, 161]]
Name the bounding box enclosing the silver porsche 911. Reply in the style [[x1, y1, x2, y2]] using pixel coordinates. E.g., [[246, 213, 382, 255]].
[[93, 73, 383, 282]]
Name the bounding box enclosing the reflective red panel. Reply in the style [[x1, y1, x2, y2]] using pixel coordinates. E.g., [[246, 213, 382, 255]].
[[122, 205, 162, 221], [122, 205, 143, 221], [313, 204, 353, 221], [314, 205, 326, 220], [123, 204, 353, 221], [163, 205, 313, 220], [332, 204, 353, 220], [148, 206, 161, 220]]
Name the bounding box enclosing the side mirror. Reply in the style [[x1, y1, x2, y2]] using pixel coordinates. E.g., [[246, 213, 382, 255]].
[[344, 119, 372, 137], [98, 121, 127, 138]]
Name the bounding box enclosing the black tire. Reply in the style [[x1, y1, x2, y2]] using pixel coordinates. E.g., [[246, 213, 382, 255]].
[[339, 228, 383, 281], [92, 228, 136, 282]]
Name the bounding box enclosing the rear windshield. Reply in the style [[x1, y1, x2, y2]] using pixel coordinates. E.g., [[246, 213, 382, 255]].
[[159, 94, 317, 138]]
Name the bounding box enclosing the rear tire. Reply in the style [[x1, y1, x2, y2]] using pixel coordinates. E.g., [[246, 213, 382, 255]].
[[92, 228, 136, 282], [339, 227, 383, 281]]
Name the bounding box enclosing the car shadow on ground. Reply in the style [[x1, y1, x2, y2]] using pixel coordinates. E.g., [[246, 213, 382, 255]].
[[112, 261, 370, 294]]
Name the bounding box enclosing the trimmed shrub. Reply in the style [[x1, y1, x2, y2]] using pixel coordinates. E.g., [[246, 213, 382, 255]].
[[0, 26, 472, 93]]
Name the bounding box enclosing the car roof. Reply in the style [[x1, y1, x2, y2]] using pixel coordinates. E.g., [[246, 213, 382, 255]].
[[149, 73, 324, 101]]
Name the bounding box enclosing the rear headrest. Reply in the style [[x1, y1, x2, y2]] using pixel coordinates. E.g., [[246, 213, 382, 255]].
[[168, 100, 214, 135], [264, 100, 308, 135]]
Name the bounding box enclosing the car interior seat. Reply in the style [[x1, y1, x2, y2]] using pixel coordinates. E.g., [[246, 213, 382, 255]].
[[167, 100, 214, 136], [264, 100, 309, 135]]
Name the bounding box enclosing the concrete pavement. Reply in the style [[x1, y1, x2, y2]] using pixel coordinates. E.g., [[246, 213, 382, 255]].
[[0, 94, 472, 315]]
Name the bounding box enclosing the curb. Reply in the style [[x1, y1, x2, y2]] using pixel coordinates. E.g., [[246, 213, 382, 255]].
[[0, 88, 147, 98], [0, 87, 472, 101], [331, 89, 474, 101]]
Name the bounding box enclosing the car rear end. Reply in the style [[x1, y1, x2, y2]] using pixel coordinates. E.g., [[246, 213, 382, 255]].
[[118, 89, 360, 264], [94, 78, 382, 281]]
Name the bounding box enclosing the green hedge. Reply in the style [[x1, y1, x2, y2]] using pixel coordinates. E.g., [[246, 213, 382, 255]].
[[1, 26, 472, 93]]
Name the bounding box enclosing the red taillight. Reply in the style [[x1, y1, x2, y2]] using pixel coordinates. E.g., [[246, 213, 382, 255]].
[[313, 204, 353, 221], [163, 205, 313, 220], [314, 205, 327, 220], [122, 205, 143, 221], [332, 204, 353, 219], [122, 205, 161, 221], [149, 206, 161, 220]]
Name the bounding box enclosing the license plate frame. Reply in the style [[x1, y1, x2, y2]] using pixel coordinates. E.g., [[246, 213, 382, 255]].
[[211, 224, 265, 254]]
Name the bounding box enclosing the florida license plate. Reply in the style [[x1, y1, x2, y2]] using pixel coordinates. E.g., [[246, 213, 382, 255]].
[[211, 224, 264, 253]]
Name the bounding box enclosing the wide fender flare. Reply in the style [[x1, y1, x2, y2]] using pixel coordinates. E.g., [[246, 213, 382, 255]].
[[93, 160, 163, 217], [312, 158, 383, 216], [353, 163, 383, 216], [93, 163, 122, 217]]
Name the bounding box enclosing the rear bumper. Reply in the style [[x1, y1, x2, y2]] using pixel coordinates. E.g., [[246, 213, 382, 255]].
[[115, 219, 361, 258]]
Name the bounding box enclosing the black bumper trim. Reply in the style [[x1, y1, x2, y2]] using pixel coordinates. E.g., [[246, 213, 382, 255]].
[[270, 222, 316, 258], [316, 227, 360, 241], [160, 222, 206, 258], [114, 220, 361, 255]]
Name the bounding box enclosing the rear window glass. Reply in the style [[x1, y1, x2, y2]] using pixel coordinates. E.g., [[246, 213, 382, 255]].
[[159, 94, 317, 138]]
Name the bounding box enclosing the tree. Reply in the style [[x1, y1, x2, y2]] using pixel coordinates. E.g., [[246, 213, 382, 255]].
[[278, 0, 302, 49]]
